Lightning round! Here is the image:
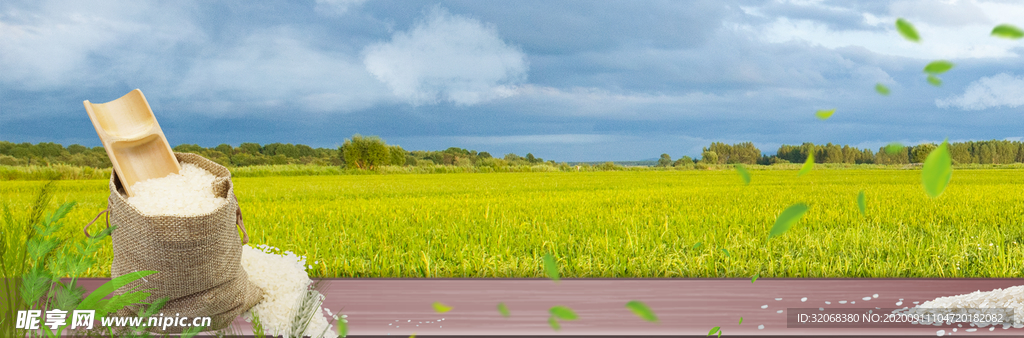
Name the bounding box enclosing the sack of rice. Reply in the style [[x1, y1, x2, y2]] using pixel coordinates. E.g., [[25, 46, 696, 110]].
[[102, 152, 263, 333]]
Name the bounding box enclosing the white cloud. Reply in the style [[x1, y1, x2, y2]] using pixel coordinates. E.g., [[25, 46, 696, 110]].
[[362, 7, 528, 106], [890, 0, 991, 27], [936, 73, 1024, 110], [314, 0, 369, 15], [0, 1, 202, 90], [744, 0, 1024, 60], [171, 28, 391, 115]]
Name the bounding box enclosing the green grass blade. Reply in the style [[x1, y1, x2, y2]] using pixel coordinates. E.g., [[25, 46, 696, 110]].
[[991, 24, 1024, 39], [896, 18, 920, 42], [875, 83, 890, 96], [769, 203, 810, 239], [857, 190, 866, 216], [735, 164, 750, 185], [549, 306, 578, 320], [433, 301, 452, 313], [798, 153, 814, 176], [78, 270, 158, 312], [922, 140, 952, 198], [625, 300, 658, 322], [498, 302, 511, 317], [924, 60, 954, 74], [815, 109, 836, 120], [543, 253, 559, 282]]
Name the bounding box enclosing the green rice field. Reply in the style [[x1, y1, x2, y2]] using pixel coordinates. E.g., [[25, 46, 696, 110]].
[[4, 168, 1024, 278]]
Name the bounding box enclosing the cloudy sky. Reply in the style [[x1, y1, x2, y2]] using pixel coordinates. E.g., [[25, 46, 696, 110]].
[[3, 0, 1024, 161]]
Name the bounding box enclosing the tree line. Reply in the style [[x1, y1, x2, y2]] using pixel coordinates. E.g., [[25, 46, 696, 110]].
[[5, 138, 1024, 169]]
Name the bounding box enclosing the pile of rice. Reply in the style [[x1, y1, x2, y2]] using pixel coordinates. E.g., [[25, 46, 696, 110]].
[[125, 164, 340, 336], [126, 163, 226, 216], [902, 285, 1024, 327], [241, 244, 338, 337]]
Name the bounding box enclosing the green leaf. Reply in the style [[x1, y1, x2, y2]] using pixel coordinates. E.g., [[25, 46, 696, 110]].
[[498, 302, 511, 317], [138, 296, 169, 318], [896, 18, 920, 42], [751, 273, 759, 283], [708, 326, 721, 336], [181, 324, 206, 338], [626, 300, 658, 322], [857, 190, 866, 216], [543, 253, 559, 282], [721, 249, 730, 257], [739, 317, 744, 325], [548, 316, 561, 331], [921, 140, 952, 198], [815, 109, 836, 120], [885, 143, 904, 155], [875, 83, 890, 96], [735, 164, 750, 185], [769, 203, 810, 239], [798, 152, 814, 176], [101, 291, 151, 318], [924, 60, 954, 74], [991, 24, 1024, 39], [433, 301, 452, 313], [78, 270, 158, 312], [927, 74, 942, 86], [692, 242, 702, 250], [550, 306, 578, 320]]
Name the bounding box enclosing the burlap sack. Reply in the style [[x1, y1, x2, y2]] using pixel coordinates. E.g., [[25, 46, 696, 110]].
[[100, 152, 262, 333]]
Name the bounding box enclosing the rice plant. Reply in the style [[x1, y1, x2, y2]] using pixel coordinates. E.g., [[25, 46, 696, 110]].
[[4, 169, 1024, 278]]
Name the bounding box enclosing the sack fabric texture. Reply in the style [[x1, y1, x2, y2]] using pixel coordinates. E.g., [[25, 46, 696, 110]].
[[107, 152, 262, 333]]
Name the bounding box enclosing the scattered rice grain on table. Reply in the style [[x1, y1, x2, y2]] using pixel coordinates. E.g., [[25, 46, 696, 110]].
[[241, 244, 338, 337]]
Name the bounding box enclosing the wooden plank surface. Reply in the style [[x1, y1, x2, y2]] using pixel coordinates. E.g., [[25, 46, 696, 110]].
[[71, 278, 1024, 337]]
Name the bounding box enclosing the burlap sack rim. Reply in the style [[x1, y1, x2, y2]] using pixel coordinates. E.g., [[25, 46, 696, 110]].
[[109, 152, 232, 219]]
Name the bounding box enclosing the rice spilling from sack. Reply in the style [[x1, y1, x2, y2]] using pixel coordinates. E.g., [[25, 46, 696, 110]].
[[899, 285, 1024, 327], [241, 244, 338, 338], [126, 163, 227, 216]]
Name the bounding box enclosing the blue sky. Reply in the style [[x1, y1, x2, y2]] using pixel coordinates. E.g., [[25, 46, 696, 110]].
[[2, 0, 1024, 161]]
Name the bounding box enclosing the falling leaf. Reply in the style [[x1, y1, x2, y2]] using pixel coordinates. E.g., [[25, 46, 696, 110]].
[[543, 253, 559, 282], [896, 18, 920, 42], [992, 24, 1024, 39], [739, 317, 744, 325], [721, 248, 731, 257], [498, 303, 510, 317], [548, 316, 561, 331], [924, 60, 954, 74], [751, 273, 759, 283], [815, 109, 836, 120], [692, 242, 702, 250], [735, 164, 751, 185], [550, 306, 578, 320], [885, 143, 904, 155], [768, 203, 810, 239], [921, 140, 952, 198], [798, 152, 814, 176], [857, 190, 866, 216], [409, 334, 415, 338], [875, 83, 890, 96], [708, 326, 721, 336], [433, 302, 452, 313], [927, 75, 942, 86], [626, 300, 659, 322]]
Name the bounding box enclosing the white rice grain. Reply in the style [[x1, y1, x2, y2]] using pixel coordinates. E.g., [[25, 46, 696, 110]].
[[127, 163, 226, 216], [241, 245, 337, 338]]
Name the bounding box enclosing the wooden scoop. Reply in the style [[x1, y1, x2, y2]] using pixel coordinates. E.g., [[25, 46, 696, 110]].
[[84, 89, 180, 197]]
